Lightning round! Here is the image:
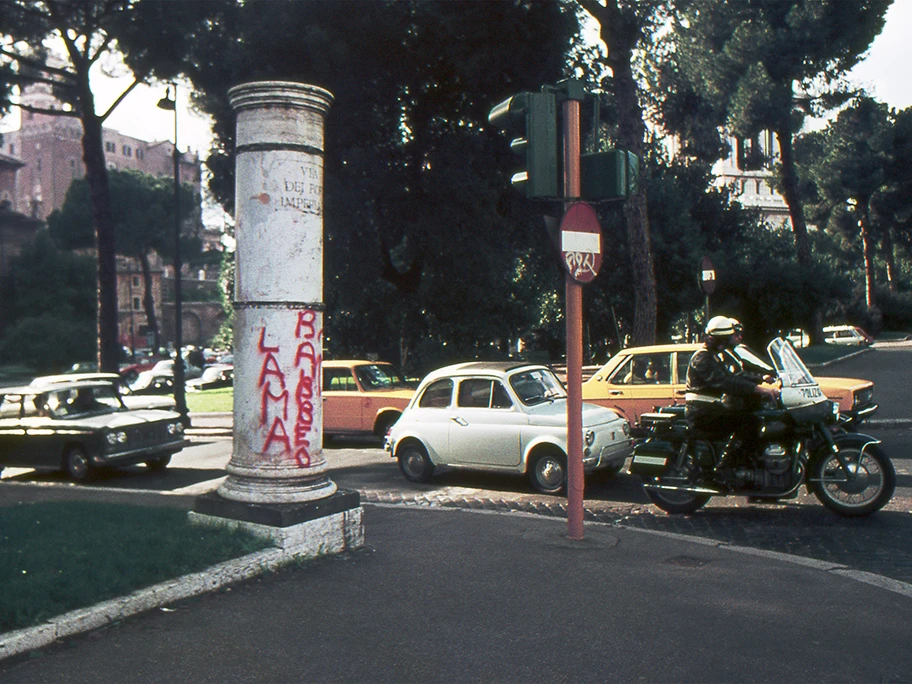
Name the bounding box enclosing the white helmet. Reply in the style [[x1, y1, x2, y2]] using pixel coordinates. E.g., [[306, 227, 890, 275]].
[[705, 315, 735, 337]]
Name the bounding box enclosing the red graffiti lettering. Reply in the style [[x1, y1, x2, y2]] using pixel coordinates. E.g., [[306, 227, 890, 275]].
[[261, 386, 289, 426], [294, 340, 317, 378], [258, 327, 280, 352], [296, 310, 316, 339], [263, 416, 291, 453]]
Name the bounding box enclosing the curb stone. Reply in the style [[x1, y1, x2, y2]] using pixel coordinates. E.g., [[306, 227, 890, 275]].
[[0, 547, 287, 662]]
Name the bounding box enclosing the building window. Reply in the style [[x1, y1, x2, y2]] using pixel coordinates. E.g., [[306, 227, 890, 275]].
[[123, 145, 132, 157], [105, 141, 116, 153], [8, 144, 14, 155], [137, 149, 144, 160], [132, 297, 142, 311], [36, 159, 42, 172], [132, 275, 141, 288]]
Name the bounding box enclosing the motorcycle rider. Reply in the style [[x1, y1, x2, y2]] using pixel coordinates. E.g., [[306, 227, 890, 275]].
[[686, 316, 779, 475]]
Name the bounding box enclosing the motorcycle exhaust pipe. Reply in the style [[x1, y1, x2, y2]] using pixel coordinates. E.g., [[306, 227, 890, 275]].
[[644, 483, 722, 495]]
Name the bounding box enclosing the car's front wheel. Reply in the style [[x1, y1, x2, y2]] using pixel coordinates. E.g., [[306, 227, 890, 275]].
[[145, 454, 172, 471], [64, 446, 93, 482], [397, 443, 435, 483], [529, 450, 566, 495]]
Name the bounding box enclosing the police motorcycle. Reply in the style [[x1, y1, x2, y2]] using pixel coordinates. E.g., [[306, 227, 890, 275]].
[[629, 337, 895, 517]]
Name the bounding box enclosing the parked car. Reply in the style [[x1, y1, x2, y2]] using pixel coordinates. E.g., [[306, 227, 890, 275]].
[[385, 361, 633, 494], [784, 328, 809, 348], [186, 364, 234, 392], [0, 379, 187, 481], [130, 359, 202, 395], [823, 325, 874, 346], [581, 343, 878, 425], [323, 360, 414, 437], [30, 373, 176, 411]]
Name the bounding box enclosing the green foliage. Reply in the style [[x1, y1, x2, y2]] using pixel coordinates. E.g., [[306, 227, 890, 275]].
[[0, 231, 96, 370], [176, 0, 579, 373], [0, 502, 268, 632], [47, 169, 202, 262]]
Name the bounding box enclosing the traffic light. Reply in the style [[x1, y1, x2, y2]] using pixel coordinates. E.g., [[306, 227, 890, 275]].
[[488, 91, 559, 199], [580, 149, 639, 202]]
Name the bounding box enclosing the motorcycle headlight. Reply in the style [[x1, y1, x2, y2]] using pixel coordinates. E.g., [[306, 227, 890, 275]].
[[829, 401, 840, 424]]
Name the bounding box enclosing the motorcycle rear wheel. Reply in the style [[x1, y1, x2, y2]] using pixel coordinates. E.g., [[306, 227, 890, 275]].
[[645, 486, 711, 515], [809, 443, 895, 517]]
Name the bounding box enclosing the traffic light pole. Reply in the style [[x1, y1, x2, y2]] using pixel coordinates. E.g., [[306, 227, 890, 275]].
[[562, 97, 585, 541]]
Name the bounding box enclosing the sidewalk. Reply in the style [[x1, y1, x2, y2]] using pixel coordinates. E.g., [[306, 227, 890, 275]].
[[2, 504, 912, 681]]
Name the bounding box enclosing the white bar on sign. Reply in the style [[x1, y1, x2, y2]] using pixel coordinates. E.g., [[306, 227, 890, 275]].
[[562, 230, 601, 254], [702, 270, 715, 281]]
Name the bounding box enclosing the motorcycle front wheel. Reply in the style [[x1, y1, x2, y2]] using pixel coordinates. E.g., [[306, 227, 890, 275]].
[[809, 443, 896, 517]]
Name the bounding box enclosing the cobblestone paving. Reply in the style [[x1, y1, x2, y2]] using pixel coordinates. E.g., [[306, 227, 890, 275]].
[[359, 488, 912, 586]]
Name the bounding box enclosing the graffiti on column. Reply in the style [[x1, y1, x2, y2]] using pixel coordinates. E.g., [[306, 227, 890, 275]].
[[256, 310, 322, 467], [293, 310, 320, 467]]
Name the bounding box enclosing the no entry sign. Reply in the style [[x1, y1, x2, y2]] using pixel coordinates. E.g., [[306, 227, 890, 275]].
[[560, 202, 602, 283]]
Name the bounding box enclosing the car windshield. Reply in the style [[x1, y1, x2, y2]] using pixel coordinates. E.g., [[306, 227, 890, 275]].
[[354, 364, 409, 390], [48, 385, 124, 418], [509, 368, 567, 405]]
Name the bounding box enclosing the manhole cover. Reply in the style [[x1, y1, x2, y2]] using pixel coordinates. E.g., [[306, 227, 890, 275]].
[[664, 555, 711, 567]]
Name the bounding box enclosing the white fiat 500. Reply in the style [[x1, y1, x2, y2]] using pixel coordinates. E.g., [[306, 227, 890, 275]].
[[385, 362, 632, 494]]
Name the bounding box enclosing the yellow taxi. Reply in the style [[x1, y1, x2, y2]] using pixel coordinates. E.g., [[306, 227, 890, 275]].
[[323, 360, 415, 437], [581, 343, 876, 426]]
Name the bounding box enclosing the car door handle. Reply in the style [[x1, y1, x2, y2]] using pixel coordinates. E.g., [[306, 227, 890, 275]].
[[451, 417, 468, 427], [674, 390, 686, 396], [608, 390, 624, 396]]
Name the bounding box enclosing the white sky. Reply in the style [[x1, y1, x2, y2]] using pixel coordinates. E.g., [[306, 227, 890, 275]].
[[3, 2, 911, 156]]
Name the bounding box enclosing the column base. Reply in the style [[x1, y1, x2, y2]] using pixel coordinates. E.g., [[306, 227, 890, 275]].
[[190, 489, 363, 555]]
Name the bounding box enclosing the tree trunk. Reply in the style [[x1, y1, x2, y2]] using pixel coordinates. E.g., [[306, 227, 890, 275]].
[[139, 251, 161, 351], [776, 125, 822, 343], [882, 229, 897, 293], [860, 218, 876, 309], [584, 0, 658, 345], [775, 126, 812, 269], [80, 111, 120, 373]]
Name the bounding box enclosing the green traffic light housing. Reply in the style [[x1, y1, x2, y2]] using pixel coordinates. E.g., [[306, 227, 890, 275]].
[[488, 91, 559, 199], [580, 149, 639, 202]]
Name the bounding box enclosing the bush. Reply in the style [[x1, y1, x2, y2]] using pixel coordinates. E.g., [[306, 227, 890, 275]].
[[877, 289, 912, 332], [0, 316, 96, 372]]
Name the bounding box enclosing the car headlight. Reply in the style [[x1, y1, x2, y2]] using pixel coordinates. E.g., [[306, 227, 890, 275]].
[[167, 422, 184, 435], [105, 431, 127, 446]]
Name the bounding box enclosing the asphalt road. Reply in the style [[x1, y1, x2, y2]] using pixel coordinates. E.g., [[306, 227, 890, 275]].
[[2, 341, 911, 587]]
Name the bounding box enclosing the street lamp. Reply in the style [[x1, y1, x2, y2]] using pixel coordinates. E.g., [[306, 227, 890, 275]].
[[157, 84, 188, 425]]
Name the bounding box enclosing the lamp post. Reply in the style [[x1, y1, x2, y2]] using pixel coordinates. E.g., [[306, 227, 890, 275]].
[[157, 84, 188, 425]]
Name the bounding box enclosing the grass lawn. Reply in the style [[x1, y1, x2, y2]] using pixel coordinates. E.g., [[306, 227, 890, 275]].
[[0, 502, 271, 633], [186, 387, 233, 412]]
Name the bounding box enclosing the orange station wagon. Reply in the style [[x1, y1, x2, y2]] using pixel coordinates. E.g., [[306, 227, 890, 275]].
[[322, 360, 414, 438], [581, 344, 877, 426]]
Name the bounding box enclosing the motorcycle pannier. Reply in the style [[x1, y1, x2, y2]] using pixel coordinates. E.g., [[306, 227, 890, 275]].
[[629, 439, 675, 478]]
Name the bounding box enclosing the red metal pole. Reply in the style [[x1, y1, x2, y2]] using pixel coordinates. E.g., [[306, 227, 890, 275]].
[[563, 98, 584, 540]]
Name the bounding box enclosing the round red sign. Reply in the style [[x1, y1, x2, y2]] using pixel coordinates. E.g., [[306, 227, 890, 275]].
[[560, 202, 602, 283]]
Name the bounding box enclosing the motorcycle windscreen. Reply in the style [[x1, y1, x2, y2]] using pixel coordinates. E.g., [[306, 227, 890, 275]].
[[767, 338, 829, 415]]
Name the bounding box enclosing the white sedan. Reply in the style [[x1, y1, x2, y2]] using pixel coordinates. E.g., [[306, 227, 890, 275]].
[[385, 361, 632, 494]]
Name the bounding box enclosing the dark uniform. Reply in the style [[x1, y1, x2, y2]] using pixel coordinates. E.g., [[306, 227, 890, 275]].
[[685, 344, 761, 447]]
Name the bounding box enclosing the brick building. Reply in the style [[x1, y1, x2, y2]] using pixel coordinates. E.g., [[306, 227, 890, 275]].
[[0, 83, 226, 352]]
